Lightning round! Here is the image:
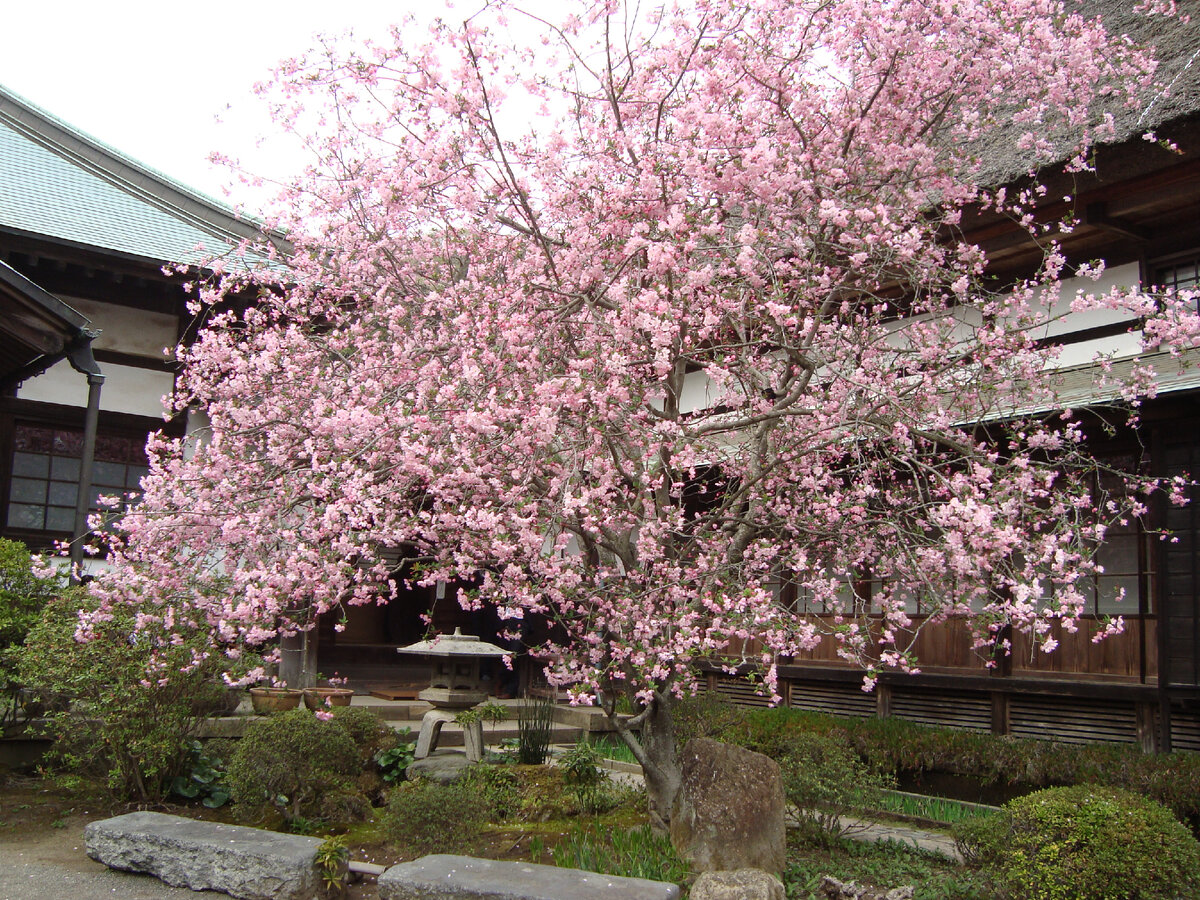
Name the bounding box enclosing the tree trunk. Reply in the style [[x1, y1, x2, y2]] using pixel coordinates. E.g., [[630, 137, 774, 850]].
[[613, 693, 682, 833]]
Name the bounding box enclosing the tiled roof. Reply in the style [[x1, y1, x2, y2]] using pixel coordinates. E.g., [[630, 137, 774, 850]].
[[0, 85, 284, 268]]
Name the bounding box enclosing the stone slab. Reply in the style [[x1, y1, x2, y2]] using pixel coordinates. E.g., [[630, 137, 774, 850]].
[[84, 811, 328, 900], [378, 853, 680, 900]]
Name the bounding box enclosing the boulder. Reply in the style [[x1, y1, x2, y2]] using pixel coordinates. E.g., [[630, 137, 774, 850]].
[[691, 868, 786, 900], [84, 811, 333, 900], [406, 749, 475, 784], [670, 737, 786, 874], [378, 854, 680, 899]]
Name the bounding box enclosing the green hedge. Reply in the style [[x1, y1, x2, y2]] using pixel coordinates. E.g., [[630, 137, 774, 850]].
[[683, 697, 1200, 823]]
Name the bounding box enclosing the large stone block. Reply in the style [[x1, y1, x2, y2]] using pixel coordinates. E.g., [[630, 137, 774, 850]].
[[669, 737, 786, 874], [691, 868, 786, 900], [84, 811, 330, 900], [377, 853, 680, 899]]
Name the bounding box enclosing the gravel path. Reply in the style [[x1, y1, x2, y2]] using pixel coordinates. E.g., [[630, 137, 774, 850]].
[[0, 820, 202, 900]]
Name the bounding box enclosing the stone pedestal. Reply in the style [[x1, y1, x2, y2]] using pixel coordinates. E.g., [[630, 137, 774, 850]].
[[414, 709, 484, 762]]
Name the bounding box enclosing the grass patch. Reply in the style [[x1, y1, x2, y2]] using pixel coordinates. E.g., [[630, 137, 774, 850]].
[[582, 733, 639, 765], [550, 824, 690, 885], [874, 791, 997, 826]]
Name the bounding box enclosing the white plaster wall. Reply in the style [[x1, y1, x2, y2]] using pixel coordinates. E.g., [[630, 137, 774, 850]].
[[61, 295, 178, 358], [17, 360, 173, 419], [1032, 261, 1142, 340]]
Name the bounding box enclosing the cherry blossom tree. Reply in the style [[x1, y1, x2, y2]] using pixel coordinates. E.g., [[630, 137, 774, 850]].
[[92, 0, 1199, 828]]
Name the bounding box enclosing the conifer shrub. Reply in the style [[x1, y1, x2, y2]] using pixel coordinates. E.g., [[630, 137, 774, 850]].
[[955, 785, 1200, 900], [226, 708, 361, 826]]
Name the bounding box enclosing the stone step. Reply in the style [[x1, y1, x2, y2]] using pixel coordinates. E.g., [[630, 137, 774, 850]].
[[85, 812, 334, 900], [378, 853, 680, 900]]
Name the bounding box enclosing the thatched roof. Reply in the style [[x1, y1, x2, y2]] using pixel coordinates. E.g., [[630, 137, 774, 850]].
[[977, 0, 1200, 185]]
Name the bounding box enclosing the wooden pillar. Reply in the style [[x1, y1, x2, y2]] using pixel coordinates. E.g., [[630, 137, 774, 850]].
[[990, 691, 1010, 735], [278, 629, 319, 689], [876, 682, 892, 719], [1136, 701, 1159, 753]]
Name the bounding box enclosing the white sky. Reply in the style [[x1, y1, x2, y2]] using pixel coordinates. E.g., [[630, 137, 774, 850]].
[[0, 1, 465, 212]]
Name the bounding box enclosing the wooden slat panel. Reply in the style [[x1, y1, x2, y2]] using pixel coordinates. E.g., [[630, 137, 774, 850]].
[[1169, 711, 1200, 752], [1009, 696, 1138, 744], [889, 688, 991, 732], [789, 682, 876, 718], [727, 615, 1152, 679], [712, 675, 773, 707], [1010, 618, 1148, 679]]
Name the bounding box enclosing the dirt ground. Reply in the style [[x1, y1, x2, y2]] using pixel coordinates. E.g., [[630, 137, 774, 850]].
[[0, 778, 383, 900]]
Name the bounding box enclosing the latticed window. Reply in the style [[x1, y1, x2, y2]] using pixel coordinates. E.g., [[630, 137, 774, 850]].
[[6, 423, 149, 533], [1155, 253, 1200, 297], [1085, 452, 1152, 617]]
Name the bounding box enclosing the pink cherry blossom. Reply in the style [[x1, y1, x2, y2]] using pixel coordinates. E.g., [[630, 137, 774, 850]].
[[85, 0, 1195, 829]]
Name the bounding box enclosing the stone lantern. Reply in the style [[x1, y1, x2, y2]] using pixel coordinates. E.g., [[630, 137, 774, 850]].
[[397, 628, 509, 761]]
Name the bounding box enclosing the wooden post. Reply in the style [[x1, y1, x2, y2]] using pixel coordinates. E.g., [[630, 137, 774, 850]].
[[876, 682, 892, 719], [990, 692, 1010, 735], [278, 629, 319, 689], [1135, 701, 1158, 753]]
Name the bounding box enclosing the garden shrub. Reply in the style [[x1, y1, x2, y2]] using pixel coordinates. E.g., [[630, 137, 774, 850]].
[[328, 706, 400, 803], [381, 778, 491, 854], [781, 731, 895, 841], [672, 691, 748, 748], [226, 708, 361, 826], [559, 740, 632, 814], [955, 785, 1200, 900], [330, 706, 396, 768], [463, 763, 522, 819], [19, 589, 241, 801], [0, 540, 62, 729]]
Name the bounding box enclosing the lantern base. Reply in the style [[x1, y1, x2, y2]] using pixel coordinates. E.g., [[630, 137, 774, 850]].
[[414, 708, 484, 762]]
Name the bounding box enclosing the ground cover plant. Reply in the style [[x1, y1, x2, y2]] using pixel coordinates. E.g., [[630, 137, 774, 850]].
[[874, 793, 995, 828], [785, 836, 998, 900], [86, 0, 1200, 837]]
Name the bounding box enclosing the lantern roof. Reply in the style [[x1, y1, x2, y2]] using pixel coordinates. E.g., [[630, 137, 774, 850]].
[[397, 627, 508, 658]]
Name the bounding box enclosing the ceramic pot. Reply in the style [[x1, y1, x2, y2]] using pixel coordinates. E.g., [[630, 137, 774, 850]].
[[302, 687, 354, 710], [249, 687, 303, 714]]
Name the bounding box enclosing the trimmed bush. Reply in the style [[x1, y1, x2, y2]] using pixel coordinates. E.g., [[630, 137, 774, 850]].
[[955, 785, 1200, 900], [0, 540, 62, 731], [381, 778, 491, 854], [0, 540, 59, 685], [226, 708, 361, 825]]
